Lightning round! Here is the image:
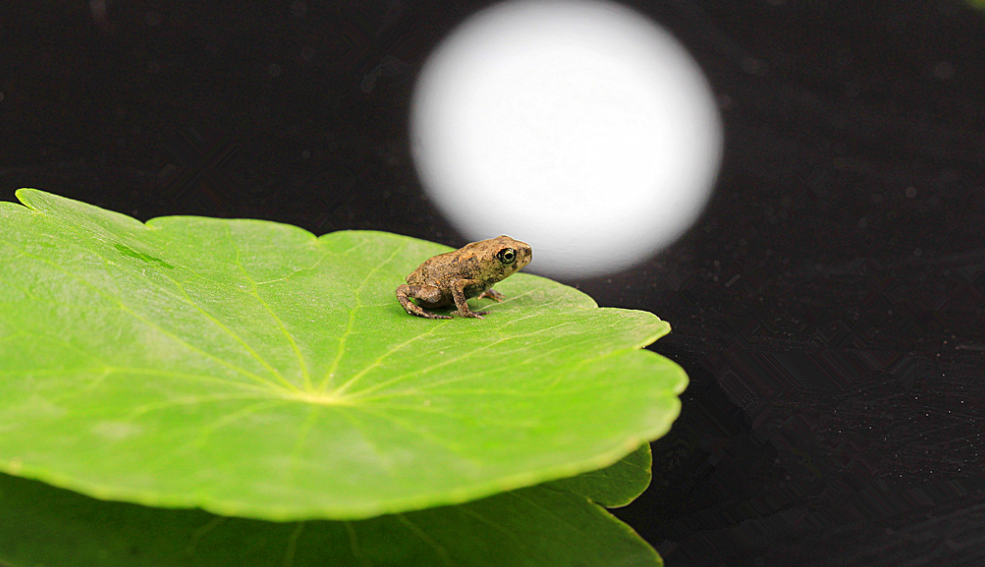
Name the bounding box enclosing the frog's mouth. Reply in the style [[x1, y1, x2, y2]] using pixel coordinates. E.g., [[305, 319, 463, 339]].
[[516, 247, 533, 271]]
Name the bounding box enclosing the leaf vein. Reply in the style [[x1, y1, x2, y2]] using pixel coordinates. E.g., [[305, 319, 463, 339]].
[[318, 241, 408, 392]]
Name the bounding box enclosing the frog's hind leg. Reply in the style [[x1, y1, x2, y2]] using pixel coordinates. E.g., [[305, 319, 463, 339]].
[[396, 284, 452, 320]]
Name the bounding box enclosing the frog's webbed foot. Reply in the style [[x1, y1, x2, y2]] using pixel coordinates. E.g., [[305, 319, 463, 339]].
[[477, 288, 505, 303], [396, 284, 452, 320]]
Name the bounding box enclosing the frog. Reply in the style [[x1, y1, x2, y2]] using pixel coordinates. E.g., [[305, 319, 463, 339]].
[[396, 235, 532, 319]]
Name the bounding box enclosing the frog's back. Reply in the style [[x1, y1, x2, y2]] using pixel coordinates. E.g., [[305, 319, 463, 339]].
[[404, 261, 428, 285], [405, 250, 455, 286]]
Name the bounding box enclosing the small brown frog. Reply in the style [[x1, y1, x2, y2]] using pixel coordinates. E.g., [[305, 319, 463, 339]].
[[396, 235, 532, 319]]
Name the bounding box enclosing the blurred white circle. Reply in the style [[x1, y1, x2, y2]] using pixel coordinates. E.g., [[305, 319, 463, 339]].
[[410, 0, 723, 279]]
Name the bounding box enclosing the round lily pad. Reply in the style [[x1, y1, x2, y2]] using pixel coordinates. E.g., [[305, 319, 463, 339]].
[[0, 189, 686, 520]]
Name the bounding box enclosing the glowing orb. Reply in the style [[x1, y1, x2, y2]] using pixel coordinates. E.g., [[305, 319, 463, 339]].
[[410, 0, 723, 278]]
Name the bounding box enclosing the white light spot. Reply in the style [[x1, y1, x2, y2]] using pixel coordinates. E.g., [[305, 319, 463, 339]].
[[410, 0, 723, 278]]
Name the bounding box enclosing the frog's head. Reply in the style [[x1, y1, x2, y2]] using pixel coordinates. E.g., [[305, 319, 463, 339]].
[[487, 235, 532, 280]]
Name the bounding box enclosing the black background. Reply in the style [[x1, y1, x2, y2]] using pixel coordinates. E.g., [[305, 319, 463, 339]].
[[2, 1, 984, 565]]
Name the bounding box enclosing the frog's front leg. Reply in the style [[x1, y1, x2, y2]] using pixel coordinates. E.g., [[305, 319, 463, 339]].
[[450, 279, 489, 319], [396, 284, 453, 320], [477, 288, 504, 302]]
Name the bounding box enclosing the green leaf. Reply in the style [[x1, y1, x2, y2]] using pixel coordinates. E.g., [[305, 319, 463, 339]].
[[546, 442, 652, 508], [0, 189, 687, 520], [0, 455, 662, 567]]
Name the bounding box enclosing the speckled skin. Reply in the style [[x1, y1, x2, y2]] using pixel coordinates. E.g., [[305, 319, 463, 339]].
[[396, 235, 532, 319]]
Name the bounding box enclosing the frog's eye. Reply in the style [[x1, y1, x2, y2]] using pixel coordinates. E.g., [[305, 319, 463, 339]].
[[498, 248, 517, 265]]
